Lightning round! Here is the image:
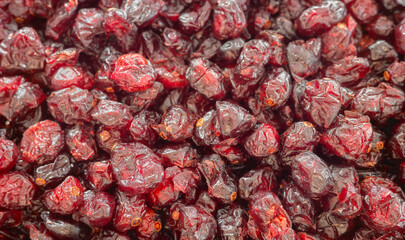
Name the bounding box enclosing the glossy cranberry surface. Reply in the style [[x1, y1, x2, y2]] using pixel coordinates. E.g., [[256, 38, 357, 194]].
[[0, 1, 404, 239]]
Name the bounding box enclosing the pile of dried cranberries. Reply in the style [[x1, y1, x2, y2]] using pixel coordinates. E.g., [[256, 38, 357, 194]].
[[0, 0, 404, 239]]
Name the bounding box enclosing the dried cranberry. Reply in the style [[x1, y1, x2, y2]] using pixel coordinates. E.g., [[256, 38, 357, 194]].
[[20, 120, 64, 165], [111, 142, 164, 195], [104, 8, 137, 52], [0, 172, 35, 209], [85, 160, 114, 191], [80, 190, 115, 228], [91, 99, 133, 128], [389, 122, 405, 160], [122, 0, 164, 27], [158, 143, 199, 168], [243, 124, 280, 157], [238, 167, 277, 200], [212, 0, 246, 40], [34, 153, 75, 189], [0, 137, 18, 173], [217, 204, 248, 240], [176, 205, 217, 240], [111, 53, 156, 92], [179, 1, 211, 34], [395, 18, 405, 54], [256, 68, 292, 109], [43, 176, 84, 215], [324, 56, 370, 88], [45, 0, 78, 40], [50, 66, 94, 90]]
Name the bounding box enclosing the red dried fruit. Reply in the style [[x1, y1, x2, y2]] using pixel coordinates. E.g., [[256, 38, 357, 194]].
[[158, 143, 199, 168], [20, 120, 64, 165], [324, 56, 370, 88], [0, 172, 36, 209], [65, 124, 97, 161], [291, 151, 333, 199], [177, 205, 217, 240], [111, 142, 164, 195], [85, 160, 114, 191], [243, 124, 280, 157], [395, 18, 405, 54], [186, 58, 226, 100], [43, 176, 84, 215], [248, 191, 292, 239], [45, 0, 78, 40], [50, 66, 94, 90], [389, 122, 405, 160], [122, 0, 164, 27], [385, 61, 405, 87], [349, 0, 379, 24], [179, 1, 211, 33], [256, 68, 292, 109], [104, 8, 137, 52], [111, 53, 156, 92], [152, 105, 196, 142], [321, 111, 373, 161], [296, 1, 347, 37], [239, 167, 277, 200], [213, 0, 246, 40], [0, 27, 45, 73], [129, 110, 160, 146], [217, 204, 248, 240], [91, 99, 133, 128], [0, 137, 18, 173], [34, 153, 75, 189], [113, 192, 147, 232], [81, 191, 115, 228], [47, 86, 95, 124], [71, 8, 105, 50]]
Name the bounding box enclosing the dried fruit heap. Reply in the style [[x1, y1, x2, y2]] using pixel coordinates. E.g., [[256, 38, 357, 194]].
[[0, 0, 404, 239]]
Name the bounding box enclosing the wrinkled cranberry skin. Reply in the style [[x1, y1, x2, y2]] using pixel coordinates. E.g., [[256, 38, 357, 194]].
[[360, 177, 405, 232], [71, 8, 105, 51], [0, 27, 45, 73], [50, 66, 94, 91], [291, 151, 333, 199], [256, 68, 292, 109], [193, 110, 221, 146], [233, 39, 270, 84], [104, 9, 137, 52], [217, 204, 248, 240], [198, 154, 238, 204], [34, 153, 75, 189], [20, 120, 64, 165], [129, 110, 160, 146], [186, 58, 226, 100], [316, 211, 354, 239], [0, 138, 18, 173], [1, 80, 46, 121], [177, 205, 218, 240], [47, 86, 95, 125], [351, 83, 405, 124], [395, 18, 405, 54], [82, 191, 115, 228], [0, 209, 22, 227], [91, 100, 133, 128], [280, 121, 318, 160], [213, 0, 246, 40], [238, 168, 277, 200], [321, 111, 373, 161], [287, 38, 322, 82], [65, 124, 97, 162], [301, 78, 342, 129], [296, 1, 347, 37], [96, 125, 129, 153], [179, 1, 211, 34], [281, 182, 316, 232], [111, 53, 156, 92], [324, 56, 370, 88], [158, 143, 199, 168], [349, 0, 379, 24], [152, 105, 196, 142], [386, 61, 405, 87], [243, 124, 280, 157], [45, 0, 78, 40], [216, 101, 256, 139], [0, 172, 36, 210], [111, 142, 164, 195], [248, 191, 292, 240], [41, 211, 90, 239], [389, 122, 405, 160], [43, 176, 84, 215], [122, 0, 164, 27], [214, 38, 245, 65], [85, 160, 114, 191], [323, 166, 362, 218], [45, 48, 81, 78]]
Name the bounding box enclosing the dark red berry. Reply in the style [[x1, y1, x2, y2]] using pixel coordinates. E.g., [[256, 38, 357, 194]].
[[0, 172, 36, 209]]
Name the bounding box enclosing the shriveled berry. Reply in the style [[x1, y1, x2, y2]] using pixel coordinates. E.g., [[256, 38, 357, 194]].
[[96, 125, 129, 153], [122, 0, 164, 27], [111, 53, 156, 92], [34, 153, 75, 189], [301, 78, 342, 128], [158, 143, 199, 168], [193, 110, 221, 146], [349, 0, 379, 24], [395, 18, 405, 54], [0, 172, 35, 209], [296, 1, 347, 37], [0, 27, 45, 73], [287, 38, 322, 82], [135, 207, 162, 240], [248, 191, 292, 239], [389, 122, 405, 160], [20, 120, 64, 165], [280, 182, 316, 232], [316, 212, 354, 239], [213, 0, 246, 40], [216, 101, 256, 139], [214, 38, 245, 65], [198, 154, 238, 204], [152, 105, 195, 142], [91, 100, 133, 128], [179, 1, 211, 33], [217, 204, 248, 240], [47, 86, 95, 124], [239, 167, 277, 200], [385, 61, 405, 87], [177, 205, 217, 240], [256, 68, 292, 109], [71, 8, 105, 51], [291, 151, 333, 199], [41, 211, 90, 239], [81, 191, 115, 228], [324, 56, 370, 88], [243, 124, 280, 157], [111, 142, 164, 195], [113, 192, 147, 232], [65, 124, 97, 162], [129, 110, 160, 146], [50, 66, 94, 90], [43, 176, 84, 215], [186, 58, 226, 100], [45, 0, 78, 40], [321, 111, 373, 161], [85, 160, 114, 191], [0, 138, 18, 173], [104, 8, 137, 52]]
